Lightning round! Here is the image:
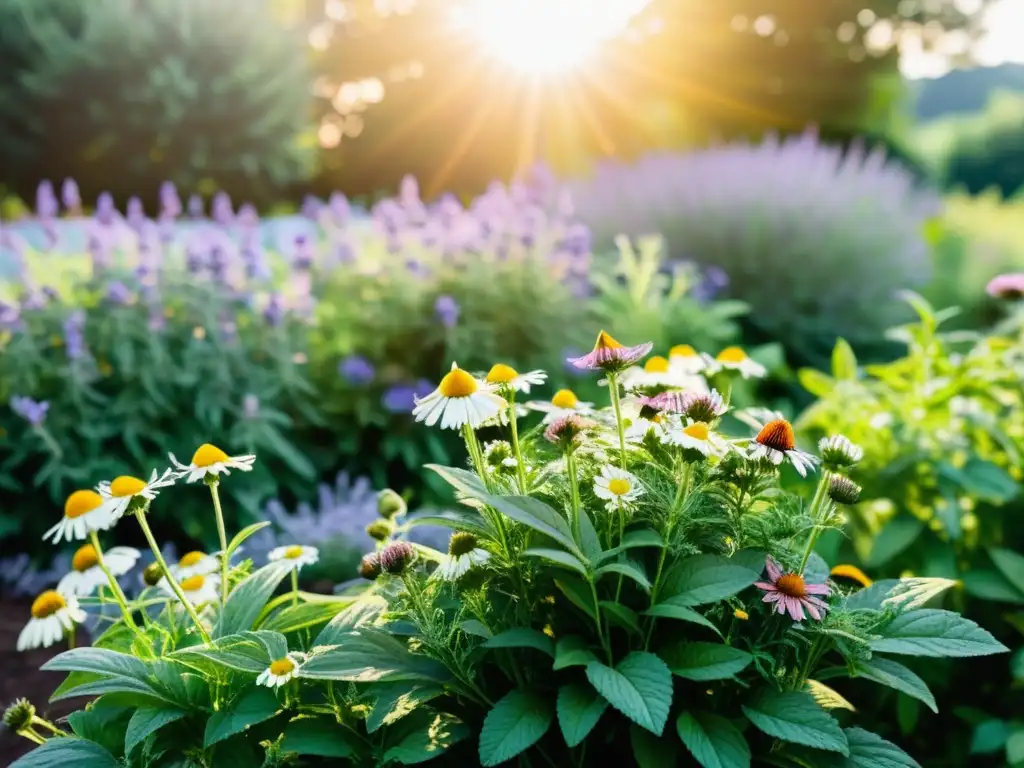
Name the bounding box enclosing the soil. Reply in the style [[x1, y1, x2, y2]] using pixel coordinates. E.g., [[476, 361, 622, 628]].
[[0, 599, 85, 766]]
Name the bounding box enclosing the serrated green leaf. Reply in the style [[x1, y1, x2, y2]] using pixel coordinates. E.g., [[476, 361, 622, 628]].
[[478, 690, 554, 767], [9, 738, 120, 768], [557, 683, 608, 747], [742, 690, 848, 754], [663, 642, 753, 681], [299, 630, 450, 683], [806, 680, 856, 712], [484, 628, 555, 657], [585, 652, 673, 735], [383, 712, 469, 765], [125, 706, 187, 755], [662, 554, 760, 606], [870, 609, 1009, 658], [554, 636, 598, 670], [365, 683, 443, 733], [852, 657, 937, 712], [486, 494, 584, 560], [204, 688, 280, 747], [676, 711, 751, 768], [835, 727, 921, 767], [282, 717, 359, 758]]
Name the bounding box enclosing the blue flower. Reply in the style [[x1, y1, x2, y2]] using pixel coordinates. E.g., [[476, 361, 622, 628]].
[[10, 396, 49, 426], [105, 281, 133, 306], [339, 355, 376, 386], [63, 310, 86, 360], [434, 295, 460, 329], [382, 380, 434, 414]]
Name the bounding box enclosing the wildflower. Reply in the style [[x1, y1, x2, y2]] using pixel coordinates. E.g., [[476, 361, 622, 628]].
[[747, 418, 818, 477], [828, 475, 862, 505], [58, 544, 140, 597], [435, 295, 460, 328], [377, 489, 407, 519], [485, 364, 547, 394], [17, 590, 86, 650], [366, 520, 393, 542], [43, 490, 111, 543], [162, 573, 221, 607], [379, 542, 416, 575], [755, 557, 830, 622], [831, 564, 873, 588], [172, 551, 220, 580], [269, 545, 320, 571], [593, 465, 644, 511], [680, 390, 728, 423], [986, 273, 1024, 300], [625, 413, 668, 444], [669, 344, 707, 375], [2, 698, 35, 732], [97, 469, 176, 521], [339, 355, 376, 386], [733, 609, 749, 621], [705, 347, 766, 379], [527, 388, 595, 424], [484, 440, 519, 473], [411, 363, 506, 430], [169, 443, 256, 483], [664, 420, 729, 458], [257, 652, 306, 688], [818, 435, 864, 471], [359, 552, 382, 580], [568, 330, 653, 373], [621, 355, 685, 390], [544, 414, 595, 450], [637, 391, 689, 414], [432, 533, 491, 581], [10, 396, 49, 426]]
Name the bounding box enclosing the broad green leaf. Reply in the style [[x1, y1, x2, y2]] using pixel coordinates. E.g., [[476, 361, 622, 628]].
[[844, 579, 902, 611], [383, 712, 469, 765], [742, 690, 849, 754], [831, 338, 858, 381], [487, 494, 584, 560], [881, 578, 958, 612], [597, 528, 665, 564], [260, 601, 349, 634], [9, 738, 120, 768], [405, 509, 492, 540], [970, 720, 1009, 756], [226, 522, 271, 560], [67, 705, 132, 757], [852, 658, 937, 712], [478, 690, 554, 767], [554, 576, 597, 620], [632, 722, 681, 767], [314, 596, 387, 645], [1009, 729, 1024, 765], [125, 706, 188, 754], [870, 609, 1009, 657], [425, 464, 490, 499], [50, 676, 168, 705], [299, 630, 450, 683], [989, 548, 1024, 597], [942, 458, 1018, 503], [676, 711, 751, 768], [577, 508, 603, 563], [204, 688, 280, 747], [595, 560, 651, 592], [172, 633, 274, 675], [523, 548, 589, 576], [485, 628, 556, 657], [585, 652, 673, 735], [662, 554, 760, 606], [865, 517, 925, 568], [600, 601, 643, 634], [42, 647, 150, 681], [806, 680, 856, 712], [554, 636, 598, 670], [282, 717, 359, 758], [458, 620, 493, 639], [557, 683, 608, 747], [643, 603, 721, 636], [962, 570, 1024, 605], [215, 561, 293, 638], [798, 368, 835, 398], [366, 683, 444, 733], [834, 727, 921, 767], [663, 642, 753, 681]]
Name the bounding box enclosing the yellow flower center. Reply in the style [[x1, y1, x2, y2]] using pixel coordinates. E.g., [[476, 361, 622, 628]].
[[670, 344, 697, 358], [72, 544, 100, 573], [594, 330, 623, 350], [756, 419, 796, 452], [733, 609, 749, 621], [64, 490, 103, 519], [717, 346, 748, 364], [192, 443, 229, 468], [607, 478, 632, 496], [110, 475, 146, 498], [683, 422, 710, 441], [179, 551, 207, 567], [269, 657, 295, 676], [438, 367, 478, 398], [551, 389, 578, 409], [486, 364, 519, 384], [776, 573, 807, 598], [31, 590, 67, 619], [180, 575, 206, 592], [644, 356, 670, 373], [284, 545, 305, 559]]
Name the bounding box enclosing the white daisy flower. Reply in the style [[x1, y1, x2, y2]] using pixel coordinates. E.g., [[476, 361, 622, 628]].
[[172, 551, 221, 580], [431, 533, 491, 581], [257, 652, 306, 688], [747, 417, 819, 477], [169, 443, 256, 483], [484, 363, 548, 394], [268, 545, 320, 571], [703, 347, 766, 379], [58, 543, 141, 597], [17, 591, 86, 651], [97, 469, 176, 522], [669, 344, 708, 375], [625, 414, 669, 444], [412, 363, 507, 430], [593, 465, 644, 511], [42, 490, 112, 543], [620, 355, 691, 391], [663, 420, 730, 457], [526, 388, 595, 424], [162, 573, 221, 607]]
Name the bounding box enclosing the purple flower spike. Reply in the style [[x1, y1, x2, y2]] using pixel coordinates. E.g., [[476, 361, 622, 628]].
[[36, 181, 58, 219], [159, 181, 181, 218], [63, 310, 86, 360], [187, 194, 204, 218], [105, 281, 133, 306], [10, 396, 49, 426], [212, 191, 233, 225], [568, 330, 653, 373], [61, 179, 81, 211], [328, 191, 351, 226], [339, 355, 375, 386], [95, 192, 117, 226], [755, 557, 831, 622], [434, 295, 460, 329]]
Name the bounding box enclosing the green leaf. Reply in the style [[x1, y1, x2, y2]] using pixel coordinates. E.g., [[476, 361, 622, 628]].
[[970, 720, 1009, 756], [806, 680, 856, 712], [585, 652, 673, 735], [663, 642, 753, 681], [844, 579, 902, 611], [554, 576, 597, 620], [870, 609, 1009, 657], [484, 628, 555, 657], [595, 560, 651, 592], [478, 690, 555, 767], [865, 517, 925, 568], [42, 647, 150, 681], [1009, 728, 1024, 766], [260, 601, 349, 634], [299, 630, 450, 683], [557, 683, 608, 747], [487, 494, 584, 560], [458, 620, 493, 639], [425, 464, 490, 499], [632, 722, 681, 767], [225, 522, 271, 560], [125, 706, 188, 754], [643, 603, 721, 636], [204, 688, 280, 747], [990, 548, 1024, 597], [382, 712, 469, 765], [366, 683, 444, 734], [314, 596, 387, 645], [9, 738, 120, 768], [676, 711, 751, 768], [944, 458, 1018, 503], [215, 561, 293, 638], [406, 509, 493, 540], [881, 578, 958, 612], [172, 632, 275, 675], [600, 601, 643, 634], [577, 508, 603, 562], [836, 727, 921, 767], [798, 368, 835, 398], [662, 554, 760, 606], [852, 657, 937, 713], [741, 690, 849, 754], [554, 636, 598, 670], [282, 717, 359, 758], [963, 569, 1024, 604], [831, 338, 858, 381], [596, 528, 665, 564], [523, 548, 589, 576]]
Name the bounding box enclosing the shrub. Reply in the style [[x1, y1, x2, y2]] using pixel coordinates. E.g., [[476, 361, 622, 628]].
[[4, 329, 1005, 768], [571, 129, 943, 369]]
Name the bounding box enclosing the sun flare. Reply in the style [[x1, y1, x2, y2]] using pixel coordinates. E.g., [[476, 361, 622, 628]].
[[456, 0, 648, 74]]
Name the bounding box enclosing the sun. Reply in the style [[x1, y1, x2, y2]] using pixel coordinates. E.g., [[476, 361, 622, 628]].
[[456, 0, 649, 75]]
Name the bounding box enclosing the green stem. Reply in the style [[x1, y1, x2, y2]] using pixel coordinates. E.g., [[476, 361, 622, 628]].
[[465, 424, 511, 558], [88, 531, 144, 640], [645, 461, 692, 648], [607, 373, 628, 470], [507, 391, 529, 494], [291, 570, 299, 607], [208, 481, 230, 604], [589, 578, 613, 665], [66, 625, 75, 649], [565, 449, 581, 543], [31, 717, 66, 737], [798, 471, 831, 573], [135, 510, 212, 644], [17, 728, 45, 746], [32, 424, 63, 459]]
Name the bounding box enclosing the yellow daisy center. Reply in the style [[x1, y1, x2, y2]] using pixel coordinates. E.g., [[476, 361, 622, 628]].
[[670, 344, 697, 358], [486, 364, 519, 384], [64, 490, 103, 519], [179, 551, 207, 567], [594, 330, 623, 350], [284, 545, 305, 559], [551, 389, 578, 409], [683, 422, 710, 441], [644, 356, 670, 373], [438, 368, 478, 398], [110, 475, 146, 498], [180, 575, 206, 591], [756, 419, 796, 452], [269, 657, 295, 676], [717, 346, 748, 364], [192, 443, 229, 468], [72, 544, 100, 573], [607, 477, 632, 496], [776, 573, 807, 598], [31, 590, 67, 619]]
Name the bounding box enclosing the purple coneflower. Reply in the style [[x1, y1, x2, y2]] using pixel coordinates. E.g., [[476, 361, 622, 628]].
[[986, 273, 1024, 300], [567, 331, 652, 373], [755, 557, 830, 622]]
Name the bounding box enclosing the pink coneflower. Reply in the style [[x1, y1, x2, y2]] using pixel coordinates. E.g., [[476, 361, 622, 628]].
[[637, 391, 689, 414], [567, 331, 653, 373], [747, 418, 818, 477], [986, 273, 1024, 300], [755, 557, 830, 622], [544, 414, 595, 449]]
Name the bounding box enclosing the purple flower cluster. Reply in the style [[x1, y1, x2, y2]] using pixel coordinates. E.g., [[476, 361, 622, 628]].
[[10, 395, 49, 426], [339, 355, 376, 386]]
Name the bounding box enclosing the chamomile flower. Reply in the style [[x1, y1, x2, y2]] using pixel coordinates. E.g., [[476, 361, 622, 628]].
[[625, 413, 669, 444], [527, 388, 594, 424], [593, 465, 644, 511], [704, 347, 767, 379], [169, 443, 256, 483], [568, 331, 653, 373], [17, 590, 86, 651], [42, 490, 112, 543], [484, 363, 547, 394], [97, 468, 176, 521], [257, 652, 306, 688], [172, 551, 220, 580], [432, 532, 491, 581], [669, 344, 708, 375], [412, 363, 507, 430], [162, 573, 221, 607], [57, 543, 141, 597], [664, 420, 730, 457], [269, 545, 320, 571], [747, 418, 818, 477], [620, 355, 682, 390]]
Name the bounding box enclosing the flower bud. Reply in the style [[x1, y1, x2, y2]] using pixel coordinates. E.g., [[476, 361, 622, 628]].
[[142, 562, 164, 587], [379, 541, 415, 575], [358, 553, 382, 580], [2, 698, 35, 732], [365, 520, 392, 542], [818, 435, 864, 471], [377, 489, 407, 519], [828, 475, 862, 506]]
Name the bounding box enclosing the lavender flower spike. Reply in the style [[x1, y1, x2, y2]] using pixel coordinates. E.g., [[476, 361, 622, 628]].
[[10, 396, 49, 426], [435, 295, 460, 329], [568, 330, 653, 373], [339, 355, 375, 386]]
